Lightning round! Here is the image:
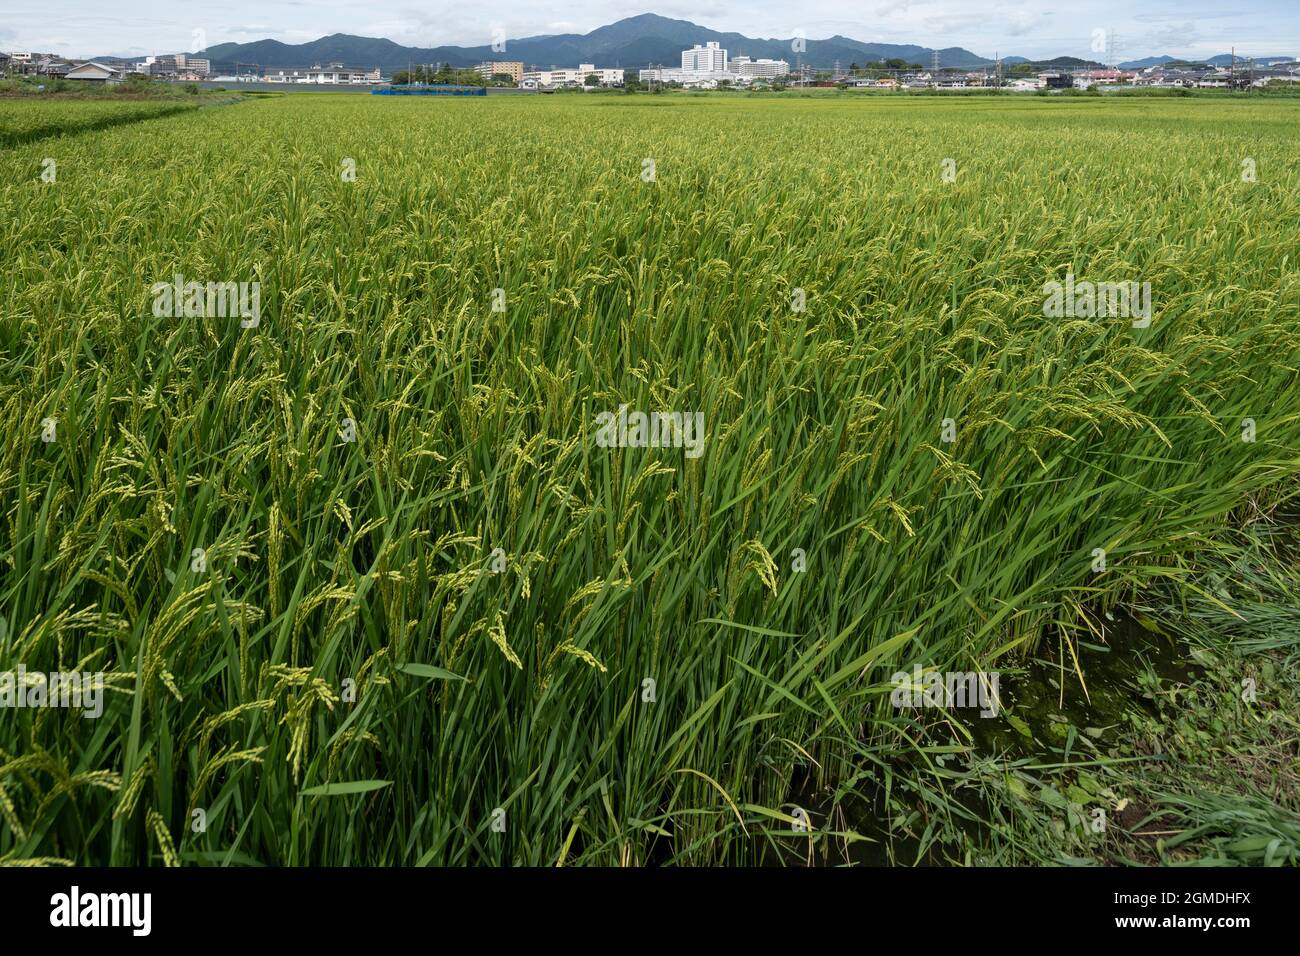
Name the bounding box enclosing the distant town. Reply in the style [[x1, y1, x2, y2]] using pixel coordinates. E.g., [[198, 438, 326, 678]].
[[4, 41, 1299, 92]]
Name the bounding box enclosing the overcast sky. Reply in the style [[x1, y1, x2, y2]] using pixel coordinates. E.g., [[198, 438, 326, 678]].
[[5, 2, 1297, 61]]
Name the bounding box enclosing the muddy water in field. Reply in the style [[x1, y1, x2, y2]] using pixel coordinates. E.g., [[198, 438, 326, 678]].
[[757, 613, 1198, 866], [969, 613, 1192, 758]]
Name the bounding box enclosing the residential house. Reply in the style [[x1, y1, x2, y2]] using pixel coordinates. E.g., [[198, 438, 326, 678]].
[[35, 57, 73, 77], [65, 61, 123, 83]]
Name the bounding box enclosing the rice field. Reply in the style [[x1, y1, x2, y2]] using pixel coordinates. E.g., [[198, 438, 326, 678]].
[[0, 98, 202, 149], [1, 92, 1297, 866]]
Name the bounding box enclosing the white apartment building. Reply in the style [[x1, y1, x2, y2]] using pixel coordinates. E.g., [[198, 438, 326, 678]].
[[639, 67, 688, 84], [638, 43, 785, 88], [306, 64, 381, 83], [730, 56, 790, 78], [150, 54, 209, 76], [264, 64, 382, 84], [639, 66, 736, 87], [682, 41, 727, 72], [176, 55, 210, 75], [521, 63, 624, 87]]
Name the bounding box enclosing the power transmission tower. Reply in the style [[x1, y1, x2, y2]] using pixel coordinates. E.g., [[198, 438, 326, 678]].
[[932, 50, 940, 75]]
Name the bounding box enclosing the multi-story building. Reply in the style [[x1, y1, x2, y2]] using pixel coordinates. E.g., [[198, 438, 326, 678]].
[[150, 54, 210, 77], [8, 54, 67, 76], [172, 55, 209, 75], [639, 66, 732, 87], [682, 41, 727, 72], [476, 61, 524, 83], [521, 64, 624, 87], [262, 64, 383, 84], [639, 42, 769, 87], [730, 56, 789, 78], [308, 63, 365, 83], [35, 57, 73, 77], [8, 52, 38, 74]]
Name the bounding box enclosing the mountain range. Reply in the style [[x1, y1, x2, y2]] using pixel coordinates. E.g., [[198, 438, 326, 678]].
[[116, 14, 1292, 74], [1118, 53, 1293, 68], [188, 15, 1003, 72]]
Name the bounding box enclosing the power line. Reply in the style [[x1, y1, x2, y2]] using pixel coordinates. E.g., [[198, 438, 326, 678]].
[[1105, 30, 1121, 70]]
